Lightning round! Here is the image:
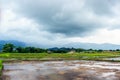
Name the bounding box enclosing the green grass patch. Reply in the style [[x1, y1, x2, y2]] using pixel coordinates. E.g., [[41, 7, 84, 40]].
[[0, 60, 3, 76], [0, 52, 120, 61], [0, 60, 3, 69], [0, 53, 10, 58]]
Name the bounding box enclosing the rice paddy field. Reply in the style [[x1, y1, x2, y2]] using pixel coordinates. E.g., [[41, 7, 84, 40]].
[[0, 52, 120, 80], [0, 52, 120, 61]]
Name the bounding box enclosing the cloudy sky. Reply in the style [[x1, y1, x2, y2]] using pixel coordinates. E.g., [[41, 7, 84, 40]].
[[1, 0, 120, 46]]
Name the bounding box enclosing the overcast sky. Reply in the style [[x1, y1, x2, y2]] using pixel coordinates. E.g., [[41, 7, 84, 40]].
[[1, 0, 120, 46]]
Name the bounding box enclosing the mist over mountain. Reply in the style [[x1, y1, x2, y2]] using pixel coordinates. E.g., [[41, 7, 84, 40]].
[[0, 40, 120, 50], [62, 43, 120, 50]]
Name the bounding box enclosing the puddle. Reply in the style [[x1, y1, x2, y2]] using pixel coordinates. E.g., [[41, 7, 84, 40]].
[[105, 57, 120, 61], [2, 60, 120, 80]]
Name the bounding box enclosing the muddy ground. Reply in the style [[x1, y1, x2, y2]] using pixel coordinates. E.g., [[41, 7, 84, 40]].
[[2, 60, 120, 80]]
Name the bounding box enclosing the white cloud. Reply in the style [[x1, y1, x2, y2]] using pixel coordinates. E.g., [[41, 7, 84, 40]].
[[1, 0, 120, 47], [68, 29, 120, 44], [0, 5, 67, 46]]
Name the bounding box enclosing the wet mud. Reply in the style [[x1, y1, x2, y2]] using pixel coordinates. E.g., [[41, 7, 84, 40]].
[[2, 60, 120, 80]]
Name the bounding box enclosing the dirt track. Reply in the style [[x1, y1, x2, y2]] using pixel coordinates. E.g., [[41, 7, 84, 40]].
[[2, 60, 120, 80]]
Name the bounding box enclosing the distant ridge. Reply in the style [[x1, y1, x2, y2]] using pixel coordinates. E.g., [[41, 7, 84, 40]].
[[62, 42, 120, 50], [0, 40, 120, 50]]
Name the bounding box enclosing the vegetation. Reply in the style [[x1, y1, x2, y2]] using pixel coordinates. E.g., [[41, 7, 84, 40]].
[[0, 52, 120, 62], [2, 43, 15, 53], [1, 43, 47, 53], [0, 60, 3, 70], [0, 43, 120, 61], [0, 60, 3, 76], [1, 43, 120, 53]]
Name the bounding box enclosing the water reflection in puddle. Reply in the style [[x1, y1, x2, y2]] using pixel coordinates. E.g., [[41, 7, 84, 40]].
[[3, 60, 120, 80]]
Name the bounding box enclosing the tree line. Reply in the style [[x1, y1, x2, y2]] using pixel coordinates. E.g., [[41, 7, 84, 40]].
[[1, 43, 120, 53], [1, 43, 47, 53]]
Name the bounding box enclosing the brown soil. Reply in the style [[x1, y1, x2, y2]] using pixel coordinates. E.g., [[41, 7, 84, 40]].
[[2, 60, 120, 80]]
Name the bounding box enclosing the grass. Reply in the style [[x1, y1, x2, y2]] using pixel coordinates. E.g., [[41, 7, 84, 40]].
[[0, 53, 9, 77], [0, 60, 3, 76], [0, 60, 3, 70], [0, 52, 120, 61]]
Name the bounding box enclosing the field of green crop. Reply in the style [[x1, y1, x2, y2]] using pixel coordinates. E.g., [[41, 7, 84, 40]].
[[0, 52, 120, 61]]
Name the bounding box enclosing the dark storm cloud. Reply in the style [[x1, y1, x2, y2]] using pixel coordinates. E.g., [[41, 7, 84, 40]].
[[12, 0, 120, 36]]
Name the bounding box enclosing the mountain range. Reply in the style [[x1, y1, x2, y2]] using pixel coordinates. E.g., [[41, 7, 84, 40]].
[[0, 40, 120, 50]]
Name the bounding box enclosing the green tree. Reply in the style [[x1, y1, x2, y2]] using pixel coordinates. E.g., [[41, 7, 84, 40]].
[[16, 47, 23, 53], [76, 48, 85, 52], [2, 43, 15, 53]]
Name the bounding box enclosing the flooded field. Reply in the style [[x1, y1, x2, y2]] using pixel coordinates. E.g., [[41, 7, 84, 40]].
[[2, 60, 120, 80], [105, 57, 120, 61]]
